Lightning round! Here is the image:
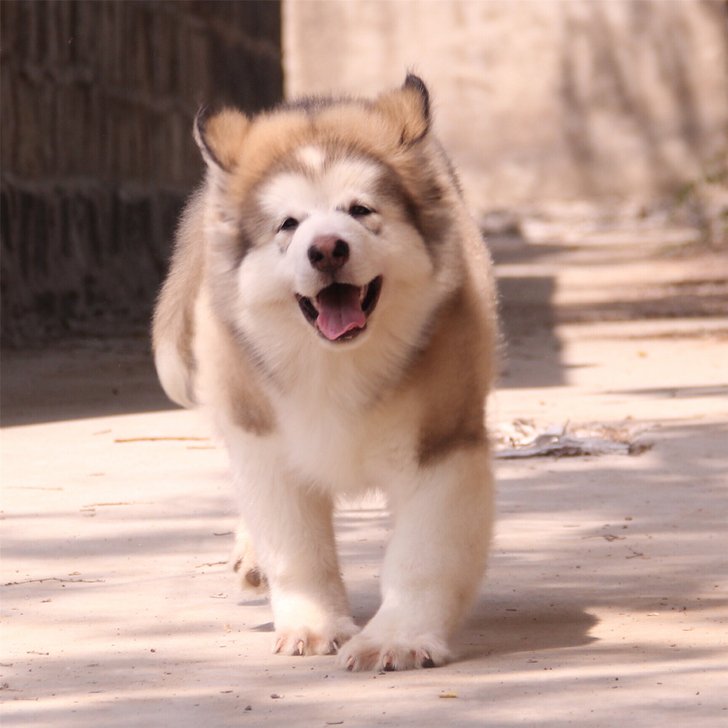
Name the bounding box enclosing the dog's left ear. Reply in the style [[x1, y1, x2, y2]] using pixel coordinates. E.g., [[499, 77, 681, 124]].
[[373, 74, 431, 145], [194, 106, 250, 173]]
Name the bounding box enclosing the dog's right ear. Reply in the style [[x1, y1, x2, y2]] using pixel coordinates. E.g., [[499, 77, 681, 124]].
[[194, 106, 250, 173], [373, 74, 431, 145]]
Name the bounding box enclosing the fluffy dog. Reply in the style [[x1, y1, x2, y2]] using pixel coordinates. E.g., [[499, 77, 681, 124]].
[[152, 75, 497, 671]]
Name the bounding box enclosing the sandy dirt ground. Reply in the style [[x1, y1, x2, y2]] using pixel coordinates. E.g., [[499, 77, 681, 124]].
[[2, 233, 727, 727]]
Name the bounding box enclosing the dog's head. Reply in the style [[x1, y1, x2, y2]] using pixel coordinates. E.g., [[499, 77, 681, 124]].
[[195, 76, 461, 348]]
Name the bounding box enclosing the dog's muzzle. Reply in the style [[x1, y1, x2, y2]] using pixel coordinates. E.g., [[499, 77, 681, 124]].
[[296, 276, 382, 342]]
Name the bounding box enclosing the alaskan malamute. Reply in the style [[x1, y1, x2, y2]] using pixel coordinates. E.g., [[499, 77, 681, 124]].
[[153, 76, 498, 671]]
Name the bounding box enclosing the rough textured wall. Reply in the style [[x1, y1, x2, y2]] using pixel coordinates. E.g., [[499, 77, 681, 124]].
[[285, 0, 728, 214], [1, 0, 282, 343]]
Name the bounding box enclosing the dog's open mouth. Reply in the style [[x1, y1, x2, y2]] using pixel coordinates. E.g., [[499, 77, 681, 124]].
[[296, 276, 382, 342]]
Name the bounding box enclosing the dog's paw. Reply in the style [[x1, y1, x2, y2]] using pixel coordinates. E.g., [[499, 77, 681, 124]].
[[230, 524, 269, 593], [336, 631, 450, 672], [273, 618, 360, 657]]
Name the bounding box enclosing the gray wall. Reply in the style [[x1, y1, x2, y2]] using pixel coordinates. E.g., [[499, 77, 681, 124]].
[[1, 0, 283, 344]]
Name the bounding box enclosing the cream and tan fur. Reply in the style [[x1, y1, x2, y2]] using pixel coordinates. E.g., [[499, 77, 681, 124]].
[[152, 76, 497, 671]]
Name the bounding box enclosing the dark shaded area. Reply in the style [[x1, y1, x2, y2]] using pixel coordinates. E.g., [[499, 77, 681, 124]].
[[489, 234, 567, 388], [607, 384, 728, 399], [490, 231, 728, 390], [556, 280, 728, 323], [495, 275, 564, 388], [0, 336, 175, 426], [1, 0, 283, 345]]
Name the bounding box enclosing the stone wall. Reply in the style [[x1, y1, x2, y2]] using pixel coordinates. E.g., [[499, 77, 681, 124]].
[[1, 0, 282, 343], [284, 0, 727, 217]]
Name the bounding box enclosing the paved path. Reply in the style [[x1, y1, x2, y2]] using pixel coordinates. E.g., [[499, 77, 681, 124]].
[[2, 237, 727, 727]]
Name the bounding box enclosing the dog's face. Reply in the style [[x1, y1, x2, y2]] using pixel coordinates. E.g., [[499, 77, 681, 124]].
[[254, 149, 437, 344], [196, 78, 457, 350]]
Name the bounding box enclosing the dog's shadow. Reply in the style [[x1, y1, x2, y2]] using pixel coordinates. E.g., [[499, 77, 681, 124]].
[[245, 592, 597, 664], [343, 587, 597, 663], [452, 596, 598, 662]]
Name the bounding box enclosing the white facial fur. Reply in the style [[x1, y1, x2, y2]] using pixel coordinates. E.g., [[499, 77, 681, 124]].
[[234, 152, 437, 345]]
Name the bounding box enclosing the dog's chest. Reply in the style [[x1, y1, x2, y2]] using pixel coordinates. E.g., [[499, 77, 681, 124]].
[[273, 383, 414, 493]]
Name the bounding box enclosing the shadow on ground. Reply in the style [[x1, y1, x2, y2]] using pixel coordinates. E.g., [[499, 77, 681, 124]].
[[1, 336, 176, 427], [3, 410, 726, 726], [3, 234, 725, 423]]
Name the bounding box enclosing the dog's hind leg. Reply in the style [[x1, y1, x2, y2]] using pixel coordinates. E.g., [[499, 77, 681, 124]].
[[230, 522, 268, 593]]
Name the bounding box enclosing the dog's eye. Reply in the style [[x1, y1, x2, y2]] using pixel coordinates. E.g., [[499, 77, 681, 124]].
[[349, 205, 374, 218], [279, 217, 299, 232]]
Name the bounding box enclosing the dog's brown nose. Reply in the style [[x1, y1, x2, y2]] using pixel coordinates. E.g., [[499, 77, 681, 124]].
[[307, 237, 350, 273]]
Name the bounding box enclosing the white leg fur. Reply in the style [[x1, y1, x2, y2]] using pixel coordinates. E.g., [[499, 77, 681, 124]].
[[225, 430, 359, 656], [337, 447, 494, 671]]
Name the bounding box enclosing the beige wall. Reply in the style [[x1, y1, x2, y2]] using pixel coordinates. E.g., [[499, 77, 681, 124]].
[[284, 0, 728, 213]]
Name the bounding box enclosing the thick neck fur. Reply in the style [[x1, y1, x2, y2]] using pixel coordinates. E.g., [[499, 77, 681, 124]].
[[236, 277, 455, 416]]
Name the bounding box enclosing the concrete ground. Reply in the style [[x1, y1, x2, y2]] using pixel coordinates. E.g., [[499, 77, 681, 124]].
[[2, 233, 727, 727]]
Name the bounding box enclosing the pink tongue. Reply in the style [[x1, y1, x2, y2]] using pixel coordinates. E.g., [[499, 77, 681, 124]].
[[316, 284, 366, 340]]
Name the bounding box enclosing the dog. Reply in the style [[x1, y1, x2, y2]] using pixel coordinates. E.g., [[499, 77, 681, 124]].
[[152, 75, 498, 671]]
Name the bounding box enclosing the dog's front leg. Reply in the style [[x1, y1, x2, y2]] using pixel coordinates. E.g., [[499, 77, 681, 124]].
[[338, 447, 494, 671], [228, 435, 359, 656]]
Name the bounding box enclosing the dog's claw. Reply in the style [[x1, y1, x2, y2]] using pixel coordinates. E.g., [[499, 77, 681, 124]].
[[346, 657, 355, 671], [421, 650, 435, 668], [382, 654, 394, 671], [295, 639, 305, 656], [273, 637, 283, 654]]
